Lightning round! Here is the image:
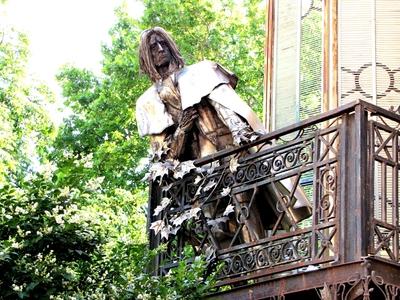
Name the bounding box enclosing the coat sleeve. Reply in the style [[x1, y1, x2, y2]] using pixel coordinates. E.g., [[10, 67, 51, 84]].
[[208, 84, 266, 134]]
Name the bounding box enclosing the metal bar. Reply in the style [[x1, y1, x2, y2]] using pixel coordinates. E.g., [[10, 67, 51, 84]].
[[217, 222, 337, 257], [374, 155, 397, 167], [339, 112, 348, 263], [356, 103, 369, 258], [372, 219, 398, 230], [393, 130, 399, 261], [312, 126, 320, 260], [215, 257, 337, 288], [368, 120, 376, 255], [363, 100, 400, 124], [329, 0, 339, 111], [382, 162, 387, 222], [323, 0, 330, 113], [195, 100, 361, 166]]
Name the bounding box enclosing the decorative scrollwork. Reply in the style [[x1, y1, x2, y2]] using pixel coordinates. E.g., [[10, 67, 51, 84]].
[[245, 163, 257, 181], [318, 165, 337, 222], [221, 258, 232, 275], [320, 194, 333, 212], [244, 252, 256, 271], [282, 242, 295, 260], [272, 155, 285, 172], [299, 145, 312, 164], [269, 245, 282, 264], [296, 237, 310, 258], [222, 172, 235, 187], [321, 262, 400, 299], [284, 150, 297, 168], [321, 168, 336, 192], [256, 249, 269, 267], [232, 255, 244, 273], [259, 160, 271, 176], [235, 167, 246, 183], [218, 234, 312, 277]]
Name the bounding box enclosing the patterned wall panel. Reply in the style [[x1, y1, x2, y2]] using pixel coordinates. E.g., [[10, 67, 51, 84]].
[[376, 0, 400, 109], [340, 0, 400, 108], [339, 0, 374, 104]]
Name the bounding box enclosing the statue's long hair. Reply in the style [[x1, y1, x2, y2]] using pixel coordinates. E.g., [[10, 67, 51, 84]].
[[139, 27, 185, 82]]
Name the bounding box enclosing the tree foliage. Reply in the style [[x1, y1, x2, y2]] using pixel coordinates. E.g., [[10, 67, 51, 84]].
[[0, 0, 265, 298], [0, 27, 56, 184]]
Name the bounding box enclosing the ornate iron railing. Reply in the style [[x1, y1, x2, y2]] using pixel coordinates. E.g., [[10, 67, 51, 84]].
[[369, 104, 400, 264], [147, 100, 400, 288]]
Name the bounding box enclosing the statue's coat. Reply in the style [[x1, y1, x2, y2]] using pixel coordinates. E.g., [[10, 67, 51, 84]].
[[136, 60, 264, 137]]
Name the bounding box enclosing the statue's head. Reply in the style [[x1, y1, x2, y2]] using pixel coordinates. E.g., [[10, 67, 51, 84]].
[[139, 27, 185, 82]]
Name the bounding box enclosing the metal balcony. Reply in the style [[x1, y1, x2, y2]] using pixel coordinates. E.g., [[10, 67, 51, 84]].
[[148, 100, 400, 299]]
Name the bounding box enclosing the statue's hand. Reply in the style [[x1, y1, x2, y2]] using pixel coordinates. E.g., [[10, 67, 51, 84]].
[[178, 107, 198, 133], [234, 129, 265, 145], [167, 107, 198, 159]]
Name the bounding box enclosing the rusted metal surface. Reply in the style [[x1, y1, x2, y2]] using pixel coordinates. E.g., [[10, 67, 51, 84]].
[[206, 258, 400, 299], [148, 100, 400, 297]]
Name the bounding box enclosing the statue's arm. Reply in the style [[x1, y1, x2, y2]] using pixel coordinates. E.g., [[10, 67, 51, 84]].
[[167, 107, 198, 159], [150, 131, 187, 160], [150, 107, 198, 160], [165, 128, 187, 159], [209, 98, 260, 145]]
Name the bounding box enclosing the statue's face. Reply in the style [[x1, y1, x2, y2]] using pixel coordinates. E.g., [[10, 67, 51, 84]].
[[149, 33, 171, 68]]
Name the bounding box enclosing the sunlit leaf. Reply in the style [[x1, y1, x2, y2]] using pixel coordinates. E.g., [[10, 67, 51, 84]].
[[194, 176, 202, 184], [229, 157, 240, 173], [187, 207, 201, 219], [172, 213, 188, 226], [173, 160, 196, 179], [222, 204, 235, 216], [220, 187, 231, 197], [249, 134, 259, 142], [149, 220, 165, 235], [160, 226, 170, 240], [153, 197, 171, 216], [203, 180, 217, 192], [207, 216, 229, 227]]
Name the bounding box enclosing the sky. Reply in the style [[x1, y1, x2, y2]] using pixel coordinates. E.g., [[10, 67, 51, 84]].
[[1, 0, 144, 94]]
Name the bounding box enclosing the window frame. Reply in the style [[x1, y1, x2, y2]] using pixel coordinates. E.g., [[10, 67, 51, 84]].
[[263, 0, 339, 131]]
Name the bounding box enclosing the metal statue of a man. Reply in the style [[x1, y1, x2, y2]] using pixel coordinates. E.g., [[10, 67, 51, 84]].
[[135, 27, 311, 246], [136, 27, 265, 160]]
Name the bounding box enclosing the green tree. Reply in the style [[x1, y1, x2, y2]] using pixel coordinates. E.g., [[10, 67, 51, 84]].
[[0, 0, 266, 298], [51, 0, 266, 297], [54, 0, 265, 193], [0, 27, 56, 184]]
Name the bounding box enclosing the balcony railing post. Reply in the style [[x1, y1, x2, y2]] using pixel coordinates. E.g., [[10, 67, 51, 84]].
[[357, 103, 370, 258], [340, 103, 369, 262], [338, 103, 369, 263]]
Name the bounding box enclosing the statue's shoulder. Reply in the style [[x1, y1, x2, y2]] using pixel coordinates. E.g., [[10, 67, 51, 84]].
[[137, 84, 158, 106], [181, 60, 238, 89], [177, 60, 238, 110], [187, 59, 216, 69], [136, 84, 174, 137], [182, 60, 221, 76]]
